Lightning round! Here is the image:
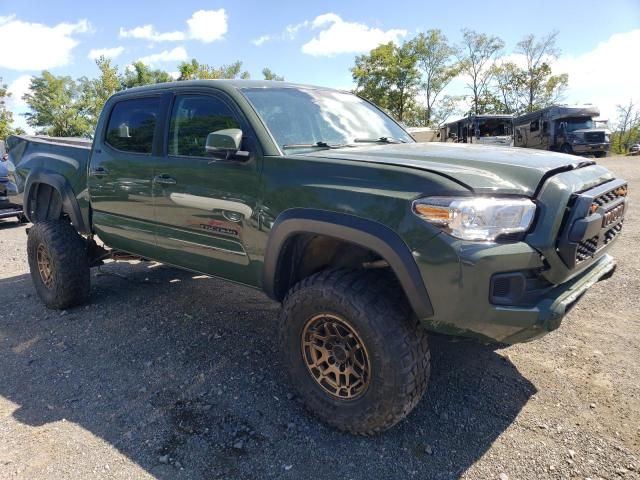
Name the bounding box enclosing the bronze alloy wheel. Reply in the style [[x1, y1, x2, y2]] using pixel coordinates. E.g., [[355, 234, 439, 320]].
[[36, 244, 53, 289], [301, 313, 371, 400]]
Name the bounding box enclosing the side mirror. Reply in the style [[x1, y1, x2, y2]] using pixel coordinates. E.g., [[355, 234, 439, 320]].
[[206, 128, 242, 153], [118, 123, 131, 138]]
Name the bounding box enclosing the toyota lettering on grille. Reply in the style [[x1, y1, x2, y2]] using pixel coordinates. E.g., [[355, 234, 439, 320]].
[[602, 204, 625, 228]]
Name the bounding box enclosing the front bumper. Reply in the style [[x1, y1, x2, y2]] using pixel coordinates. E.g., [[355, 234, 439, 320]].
[[492, 254, 616, 344], [414, 239, 616, 344], [572, 143, 609, 154]]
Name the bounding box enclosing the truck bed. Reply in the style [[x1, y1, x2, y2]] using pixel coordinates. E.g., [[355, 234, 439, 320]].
[[6, 135, 93, 225]]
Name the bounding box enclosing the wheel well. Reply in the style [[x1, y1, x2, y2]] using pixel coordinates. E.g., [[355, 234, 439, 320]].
[[27, 183, 64, 223], [273, 233, 393, 301]]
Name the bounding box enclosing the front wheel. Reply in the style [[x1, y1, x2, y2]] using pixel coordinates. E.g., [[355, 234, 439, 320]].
[[280, 269, 430, 434], [27, 220, 90, 309], [561, 143, 574, 155]]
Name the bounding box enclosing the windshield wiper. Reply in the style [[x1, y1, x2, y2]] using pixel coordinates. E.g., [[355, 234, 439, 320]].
[[282, 141, 348, 150], [353, 136, 407, 144]]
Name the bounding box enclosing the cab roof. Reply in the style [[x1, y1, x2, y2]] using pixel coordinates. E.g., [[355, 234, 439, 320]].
[[111, 79, 342, 97]]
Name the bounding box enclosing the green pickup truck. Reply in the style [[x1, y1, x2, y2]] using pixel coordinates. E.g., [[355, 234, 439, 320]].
[[8, 80, 627, 434]]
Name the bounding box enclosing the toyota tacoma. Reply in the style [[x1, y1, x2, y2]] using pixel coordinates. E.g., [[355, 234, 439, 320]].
[[8, 80, 627, 434]]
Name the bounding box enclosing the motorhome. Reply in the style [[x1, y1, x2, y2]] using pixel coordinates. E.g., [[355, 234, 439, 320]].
[[513, 105, 610, 157], [440, 114, 514, 146], [406, 127, 439, 143]]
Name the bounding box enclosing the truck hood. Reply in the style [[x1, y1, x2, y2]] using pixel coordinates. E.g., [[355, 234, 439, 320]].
[[302, 142, 596, 196]]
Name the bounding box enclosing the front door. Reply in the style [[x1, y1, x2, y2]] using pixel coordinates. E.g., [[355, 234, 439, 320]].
[[152, 92, 263, 286], [88, 95, 165, 254]]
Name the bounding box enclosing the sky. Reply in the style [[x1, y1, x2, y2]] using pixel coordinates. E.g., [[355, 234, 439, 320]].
[[1, 0, 639, 133]]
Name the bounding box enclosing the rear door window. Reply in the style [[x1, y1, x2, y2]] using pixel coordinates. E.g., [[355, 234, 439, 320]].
[[105, 97, 161, 154]]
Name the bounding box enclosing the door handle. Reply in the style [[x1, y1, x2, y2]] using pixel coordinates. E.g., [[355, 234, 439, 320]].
[[153, 174, 177, 185], [90, 166, 108, 177]]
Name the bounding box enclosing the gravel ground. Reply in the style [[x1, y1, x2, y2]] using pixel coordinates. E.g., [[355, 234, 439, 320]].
[[0, 156, 638, 480]]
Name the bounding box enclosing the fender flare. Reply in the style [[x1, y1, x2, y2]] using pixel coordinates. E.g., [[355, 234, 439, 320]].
[[262, 208, 434, 319], [24, 170, 89, 234]]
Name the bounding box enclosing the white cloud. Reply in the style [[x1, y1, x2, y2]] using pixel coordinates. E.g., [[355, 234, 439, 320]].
[[252, 20, 308, 46], [187, 9, 227, 43], [88, 46, 125, 60], [120, 8, 227, 46], [285, 20, 309, 40], [119, 24, 185, 42], [554, 29, 640, 122], [251, 14, 405, 55], [0, 15, 90, 70], [137, 47, 188, 66], [6, 75, 33, 109], [302, 13, 406, 56], [252, 34, 272, 46]]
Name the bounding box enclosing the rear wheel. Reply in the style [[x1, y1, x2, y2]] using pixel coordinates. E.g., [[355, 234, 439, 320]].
[[280, 268, 430, 434], [27, 220, 90, 309]]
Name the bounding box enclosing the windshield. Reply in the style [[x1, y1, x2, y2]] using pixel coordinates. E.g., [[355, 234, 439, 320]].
[[476, 118, 512, 137], [562, 117, 595, 132], [242, 87, 413, 153]]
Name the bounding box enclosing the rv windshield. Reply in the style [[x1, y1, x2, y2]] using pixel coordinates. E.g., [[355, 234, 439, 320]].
[[477, 118, 512, 137], [562, 117, 595, 132]]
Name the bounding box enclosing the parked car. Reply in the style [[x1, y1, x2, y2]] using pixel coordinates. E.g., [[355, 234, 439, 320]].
[[630, 143, 640, 155], [7, 80, 627, 434], [0, 150, 25, 222]]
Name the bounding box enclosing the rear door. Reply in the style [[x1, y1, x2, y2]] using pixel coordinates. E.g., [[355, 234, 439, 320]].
[[151, 90, 263, 285], [88, 94, 167, 254]]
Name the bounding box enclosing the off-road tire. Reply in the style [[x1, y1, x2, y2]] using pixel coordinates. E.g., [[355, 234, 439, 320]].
[[280, 268, 430, 435], [27, 220, 90, 309]]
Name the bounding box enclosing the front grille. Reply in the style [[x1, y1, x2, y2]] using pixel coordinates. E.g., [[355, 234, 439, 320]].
[[584, 132, 605, 143], [576, 236, 598, 263], [593, 185, 627, 208], [556, 180, 627, 269], [604, 222, 623, 245]]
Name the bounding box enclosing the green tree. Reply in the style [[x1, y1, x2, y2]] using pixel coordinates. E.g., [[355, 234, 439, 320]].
[[262, 67, 284, 81], [458, 29, 504, 114], [489, 61, 525, 114], [122, 61, 172, 89], [352, 41, 421, 122], [515, 32, 568, 112], [1, 78, 20, 140], [23, 72, 92, 137], [177, 59, 250, 80], [612, 99, 640, 154], [413, 30, 459, 126], [82, 56, 122, 129]]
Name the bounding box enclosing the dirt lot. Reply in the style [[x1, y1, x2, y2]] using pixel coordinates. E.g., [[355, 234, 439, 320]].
[[0, 156, 639, 480]]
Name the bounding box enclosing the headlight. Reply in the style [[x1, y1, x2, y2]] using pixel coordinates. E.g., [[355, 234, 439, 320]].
[[412, 197, 536, 241]]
